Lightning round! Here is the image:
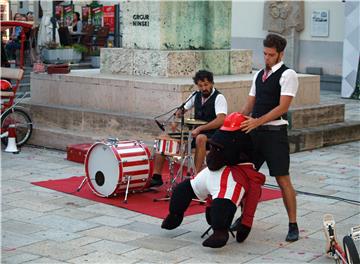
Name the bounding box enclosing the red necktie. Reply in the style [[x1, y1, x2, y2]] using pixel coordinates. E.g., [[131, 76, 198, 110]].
[[262, 70, 269, 82]]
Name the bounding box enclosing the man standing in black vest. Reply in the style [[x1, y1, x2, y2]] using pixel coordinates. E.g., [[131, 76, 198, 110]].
[[238, 34, 299, 242], [150, 70, 228, 187]]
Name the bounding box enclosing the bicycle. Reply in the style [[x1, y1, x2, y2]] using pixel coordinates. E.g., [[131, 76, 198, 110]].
[[323, 214, 360, 264], [1, 90, 33, 147], [1, 21, 34, 148]]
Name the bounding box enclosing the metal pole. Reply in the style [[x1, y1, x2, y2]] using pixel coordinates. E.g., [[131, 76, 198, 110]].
[[52, 1, 56, 42], [114, 4, 120, 47]]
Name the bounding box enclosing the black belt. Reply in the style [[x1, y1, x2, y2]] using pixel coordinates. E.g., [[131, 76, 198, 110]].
[[255, 125, 287, 131]]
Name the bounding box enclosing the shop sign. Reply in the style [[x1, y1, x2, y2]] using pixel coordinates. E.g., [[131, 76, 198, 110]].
[[103, 6, 115, 33], [63, 5, 74, 27], [91, 6, 103, 28]]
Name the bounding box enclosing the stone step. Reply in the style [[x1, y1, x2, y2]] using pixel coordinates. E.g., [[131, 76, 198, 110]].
[[26, 101, 346, 133], [23, 102, 360, 153], [25, 102, 161, 137], [288, 103, 344, 129], [289, 121, 360, 153], [27, 121, 360, 154], [27, 127, 155, 151]]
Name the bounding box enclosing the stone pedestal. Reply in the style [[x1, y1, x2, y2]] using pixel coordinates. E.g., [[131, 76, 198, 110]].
[[30, 70, 320, 118], [29, 70, 360, 153], [100, 48, 252, 77]]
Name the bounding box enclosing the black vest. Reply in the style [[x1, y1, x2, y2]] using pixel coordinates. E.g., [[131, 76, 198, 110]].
[[252, 64, 288, 120], [194, 89, 220, 134]]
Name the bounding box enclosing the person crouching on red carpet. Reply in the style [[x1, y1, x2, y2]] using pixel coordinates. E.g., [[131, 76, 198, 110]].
[[161, 112, 265, 248]]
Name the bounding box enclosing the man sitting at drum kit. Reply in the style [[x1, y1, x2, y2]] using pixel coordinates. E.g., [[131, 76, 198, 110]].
[[161, 113, 266, 248], [150, 70, 228, 187]]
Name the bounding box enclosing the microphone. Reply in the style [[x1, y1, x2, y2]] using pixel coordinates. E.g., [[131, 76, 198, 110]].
[[178, 90, 198, 111], [155, 120, 165, 131]]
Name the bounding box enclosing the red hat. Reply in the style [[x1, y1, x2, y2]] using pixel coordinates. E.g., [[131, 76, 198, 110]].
[[220, 112, 247, 131]]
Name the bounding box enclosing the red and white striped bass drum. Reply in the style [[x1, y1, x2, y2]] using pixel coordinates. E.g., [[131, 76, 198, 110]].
[[85, 140, 153, 197]]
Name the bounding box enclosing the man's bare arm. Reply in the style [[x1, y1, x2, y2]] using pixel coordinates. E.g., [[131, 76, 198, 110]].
[[191, 113, 226, 137], [240, 96, 256, 115], [241, 95, 293, 133]]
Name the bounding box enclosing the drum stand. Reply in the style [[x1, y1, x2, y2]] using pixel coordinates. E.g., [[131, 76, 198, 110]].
[[77, 176, 88, 192], [153, 156, 176, 202], [154, 129, 203, 204], [176, 128, 196, 181], [123, 175, 132, 204]]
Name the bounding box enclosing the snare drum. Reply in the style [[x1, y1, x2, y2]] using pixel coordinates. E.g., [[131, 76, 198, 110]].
[[155, 136, 181, 156], [85, 140, 153, 197]]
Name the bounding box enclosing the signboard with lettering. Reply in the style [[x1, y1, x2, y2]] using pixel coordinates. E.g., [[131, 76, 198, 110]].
[[103, 6, 115, 33], [311, 10, 329, 37], [132, 14, 150, 27], [63, 4, 74, 27], [91, 6, 103, 28]]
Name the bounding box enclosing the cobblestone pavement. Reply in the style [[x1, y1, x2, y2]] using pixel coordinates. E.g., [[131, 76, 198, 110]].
[[1, 90, 359, 263]]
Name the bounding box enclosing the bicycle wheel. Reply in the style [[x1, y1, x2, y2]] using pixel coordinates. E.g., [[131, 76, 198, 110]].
[[343, 235, 360, 264], [1, 107, 32, 147]]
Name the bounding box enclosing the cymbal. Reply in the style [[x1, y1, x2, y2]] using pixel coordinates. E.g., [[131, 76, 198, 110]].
[[176, 118, 208, 126]]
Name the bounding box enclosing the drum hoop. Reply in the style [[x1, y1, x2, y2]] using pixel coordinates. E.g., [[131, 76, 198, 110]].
[[85, 142, 121, 197], [84, 142, 99, 195]]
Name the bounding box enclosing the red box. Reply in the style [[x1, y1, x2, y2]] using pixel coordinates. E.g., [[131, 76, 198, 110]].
[[66, 143, 93, 164], [47, 64, 70, 74]]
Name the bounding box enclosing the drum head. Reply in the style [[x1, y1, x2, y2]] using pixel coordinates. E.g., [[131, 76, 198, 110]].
[[86, 143, 120, 197]]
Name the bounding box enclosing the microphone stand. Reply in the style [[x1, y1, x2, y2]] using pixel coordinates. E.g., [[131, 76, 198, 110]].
[[175, 91, 198, 180]]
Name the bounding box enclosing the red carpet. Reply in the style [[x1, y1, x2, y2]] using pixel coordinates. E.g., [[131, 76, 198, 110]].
[[32, 175, 282, 219]]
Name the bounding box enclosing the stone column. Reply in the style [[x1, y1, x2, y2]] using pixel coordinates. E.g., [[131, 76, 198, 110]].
[[101, 1, 252, 77], [283, 28, 300, 72], [263, 1, 304, 71]]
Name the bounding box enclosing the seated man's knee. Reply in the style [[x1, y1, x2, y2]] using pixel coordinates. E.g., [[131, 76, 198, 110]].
[[195, 134, 207, 147]]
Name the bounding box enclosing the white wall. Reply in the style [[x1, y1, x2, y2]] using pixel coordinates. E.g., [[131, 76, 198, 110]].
[[232, 1, 267, 39], [232, 0, 345, 42], [231, 0, 346, 75]]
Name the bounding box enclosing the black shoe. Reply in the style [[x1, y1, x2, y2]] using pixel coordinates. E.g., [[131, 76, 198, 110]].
[[236, 223, 251, 243], [161, 213, 183, 230], [150, 176, 163, 187], [202, 229, 229, 248], [286, 224, 299, 242]]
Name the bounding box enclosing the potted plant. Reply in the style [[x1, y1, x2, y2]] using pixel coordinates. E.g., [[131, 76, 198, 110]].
[[72, 43, 88, 63], [90, 48, 100, 68], [41, 42, 87, 64]]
